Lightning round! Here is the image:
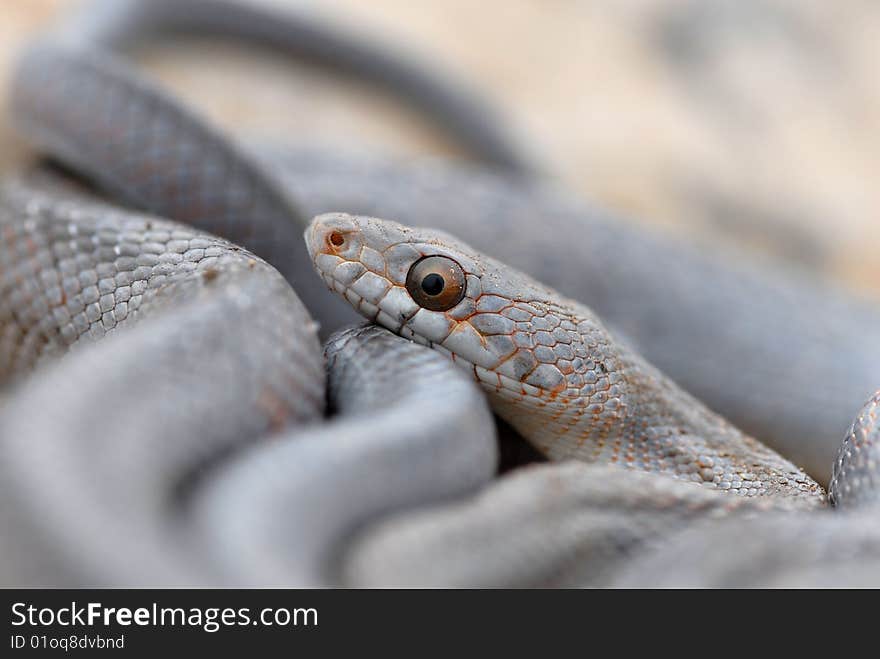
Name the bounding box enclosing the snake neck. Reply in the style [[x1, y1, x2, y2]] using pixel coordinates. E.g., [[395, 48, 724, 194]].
[[477, 298, 823, 503]]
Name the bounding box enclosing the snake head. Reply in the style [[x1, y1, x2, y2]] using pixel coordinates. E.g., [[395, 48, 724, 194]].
[[306, 212, 487, 348], [305, 213, 619, 409]]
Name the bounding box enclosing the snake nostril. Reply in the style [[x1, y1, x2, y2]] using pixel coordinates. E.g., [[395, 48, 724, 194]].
[[328, 231, 345, 248]]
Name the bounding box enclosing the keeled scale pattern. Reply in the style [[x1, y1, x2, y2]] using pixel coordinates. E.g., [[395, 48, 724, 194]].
[[0, 177, 273, 378], [0, 173, 323, 416]]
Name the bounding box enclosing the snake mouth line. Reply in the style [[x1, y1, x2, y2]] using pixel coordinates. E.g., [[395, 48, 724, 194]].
[[319, 272, 384, 325]]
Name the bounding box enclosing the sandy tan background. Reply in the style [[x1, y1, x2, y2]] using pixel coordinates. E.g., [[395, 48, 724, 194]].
[[2, 0, 879, 291]]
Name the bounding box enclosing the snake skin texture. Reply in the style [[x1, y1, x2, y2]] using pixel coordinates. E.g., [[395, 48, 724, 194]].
[[306, 213, 824, 504], [0, 174, 315, 379], [191, 325, 497, 587]]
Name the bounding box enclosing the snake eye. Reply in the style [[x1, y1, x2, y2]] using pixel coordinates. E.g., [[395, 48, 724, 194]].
[[405, 256, 466, 311]]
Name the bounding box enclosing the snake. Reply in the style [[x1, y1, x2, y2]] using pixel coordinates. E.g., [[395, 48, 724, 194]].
[[2, 0, 880, 586]]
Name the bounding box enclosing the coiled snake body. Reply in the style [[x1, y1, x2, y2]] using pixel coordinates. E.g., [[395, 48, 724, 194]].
[[2, 0, 880, 586]]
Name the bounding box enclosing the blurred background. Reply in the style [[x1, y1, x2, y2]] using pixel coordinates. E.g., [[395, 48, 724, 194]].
[[1, 0, 878, 290]]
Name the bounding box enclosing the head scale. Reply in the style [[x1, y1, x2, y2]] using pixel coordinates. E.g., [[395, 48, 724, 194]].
[[304, 213, 617, 402]]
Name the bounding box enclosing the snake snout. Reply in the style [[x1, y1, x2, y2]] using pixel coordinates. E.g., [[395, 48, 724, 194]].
[[305, 213, 362, 263]]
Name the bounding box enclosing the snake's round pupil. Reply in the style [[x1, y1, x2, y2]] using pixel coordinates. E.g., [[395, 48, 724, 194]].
[[421, 273, 445, 296], [405, 255, 466, 312]]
